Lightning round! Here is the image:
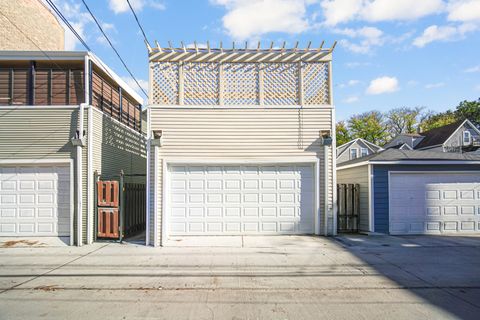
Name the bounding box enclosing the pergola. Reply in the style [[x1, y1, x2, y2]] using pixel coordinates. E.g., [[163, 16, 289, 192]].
[[148, 41, 336, 106]]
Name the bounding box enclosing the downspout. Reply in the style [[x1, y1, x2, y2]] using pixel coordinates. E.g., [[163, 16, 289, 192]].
[[323, 144, 329, 236], [76, 103, 85, 246]]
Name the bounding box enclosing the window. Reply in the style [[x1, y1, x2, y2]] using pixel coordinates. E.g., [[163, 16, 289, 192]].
[[350, 148, 358, 160], [360, 148, 368, 157], [463, 131, 472, 145]]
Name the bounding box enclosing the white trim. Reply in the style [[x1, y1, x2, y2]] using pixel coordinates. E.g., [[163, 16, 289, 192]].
[[331, 107, 337, 236], [0, 159, 74, 245], [444, 119, 480, 148], [360, 147, 368, 157], [86, 106, 93, 244], [315, 158, 320, 235], [145, 107, 151, 246], [0, 105, 78, 110], [323, 145, 329, 236], [160, 159, 320, 242], [69, 160, 75, 246], [161, 158, 168, 246], [338, 159, 480, 170], [367, 164, 374, 233], [148, 104, 333, 110], [350, 148, 358, 160], [153, 145, 160, 247], [463, 130, 472, 145]]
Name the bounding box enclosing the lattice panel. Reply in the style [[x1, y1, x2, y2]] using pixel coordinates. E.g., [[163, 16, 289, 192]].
[[303, 63, 329, 105], [152, 62, 179, 105], [183, 63, 219, 105], [223, 63, 258, 105], [263, 63, 299, 105]]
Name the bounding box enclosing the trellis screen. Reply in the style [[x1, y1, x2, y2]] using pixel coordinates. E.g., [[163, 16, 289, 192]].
[[151, 61, 330, 106]]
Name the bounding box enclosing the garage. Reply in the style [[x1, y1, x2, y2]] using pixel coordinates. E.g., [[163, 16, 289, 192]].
[[0, 164, 71, 237], [167, 164, 316, 235], [389, 172, 480, 235]]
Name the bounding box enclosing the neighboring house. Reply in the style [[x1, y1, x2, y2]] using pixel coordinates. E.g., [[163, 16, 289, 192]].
[[383, 133, 423, 150], [146, 42, 336, 246], [384, 120, 480, 153], [0, 51, 145, 246], [0, 0, 64, 51], [414, 119, 480, 152], [337, 149, 480, 235], [337, 138, 383, 164]]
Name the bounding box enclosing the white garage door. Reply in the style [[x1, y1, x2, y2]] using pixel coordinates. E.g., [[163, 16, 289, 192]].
[[167, 164, 315, 235], [390, 172, 480, 235], [0, 165, 70, 237]]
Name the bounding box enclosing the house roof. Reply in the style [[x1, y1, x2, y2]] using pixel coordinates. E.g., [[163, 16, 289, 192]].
[[337, 148, 480, 168], [414, 120, 464, 149], [0, 51, 143, 105], [336, 138, 383, 158]]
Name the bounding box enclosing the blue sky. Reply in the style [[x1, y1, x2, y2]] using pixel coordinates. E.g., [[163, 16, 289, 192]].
[[51, 0, 480, 121]]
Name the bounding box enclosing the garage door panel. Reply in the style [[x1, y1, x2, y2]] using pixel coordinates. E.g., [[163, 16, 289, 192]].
[[168, 164, 315, 235], [0, 165, 70, 237], [390, 173, 480, 235]]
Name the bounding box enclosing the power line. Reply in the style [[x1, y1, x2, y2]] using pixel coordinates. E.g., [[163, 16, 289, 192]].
[[80, 0, 148, 98], [45, 0, 91, 51], [126, 0, 149, 44]]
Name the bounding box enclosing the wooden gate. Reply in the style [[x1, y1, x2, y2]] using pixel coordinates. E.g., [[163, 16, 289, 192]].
[[96, 180, 120, 239], [337, 184, 360, 233]]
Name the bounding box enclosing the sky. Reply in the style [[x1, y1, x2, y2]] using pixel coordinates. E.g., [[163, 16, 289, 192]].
[[48, 0, 480, 121]]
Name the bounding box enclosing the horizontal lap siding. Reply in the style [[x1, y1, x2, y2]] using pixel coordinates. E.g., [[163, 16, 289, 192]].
[[0, 108, 77, 158], [373, 164, 480, 234], [149, 107, 334, 244], [337, 165, 370, 232]]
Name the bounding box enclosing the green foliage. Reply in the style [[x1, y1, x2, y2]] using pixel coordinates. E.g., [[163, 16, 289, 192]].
[[419, 111, 457, 132], [347, 111, 389, 145], [455, 99, 480, 124], [386, 107, 423, 136], [335, 121, 351, 146], [336, 98, 480, 146]]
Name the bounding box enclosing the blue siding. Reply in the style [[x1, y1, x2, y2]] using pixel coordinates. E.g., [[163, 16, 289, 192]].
[[373, 164, 480, 233]]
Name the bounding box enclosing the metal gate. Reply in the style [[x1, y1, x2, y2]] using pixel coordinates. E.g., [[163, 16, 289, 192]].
[[337, 184, 360, 233]]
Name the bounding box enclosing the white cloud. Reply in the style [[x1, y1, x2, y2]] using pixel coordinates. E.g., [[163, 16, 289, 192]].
[[336, 26, 385, 53], [425, 82, 445, 89], [339, 79, 360, 88], [108, 0, 165, 14], [343, 96, 359, 103], [344, 61, 371, 68], [465, 65, 480, 73], [321, 0, 444, 26], [413, 23, 477, 47], [211, 0, 313, 40], [366, 76, 399, 95], [122, 77, 149, 97], [447, 0, 480, 22]]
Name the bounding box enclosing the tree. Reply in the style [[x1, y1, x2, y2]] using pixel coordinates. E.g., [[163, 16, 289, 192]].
[[385, 107, 423, 136], [454, 98, 480, 125], [336, 121, 351, 146], [419, 111, 457, 132], [348, 111, 389, 145]]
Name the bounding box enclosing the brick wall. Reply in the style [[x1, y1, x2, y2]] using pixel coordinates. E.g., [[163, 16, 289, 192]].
[[0, 0, 64, 51]]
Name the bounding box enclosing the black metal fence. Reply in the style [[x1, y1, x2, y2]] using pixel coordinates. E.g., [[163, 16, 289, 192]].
[[123, 182, 146, 237], [337, 184, 360, 233]]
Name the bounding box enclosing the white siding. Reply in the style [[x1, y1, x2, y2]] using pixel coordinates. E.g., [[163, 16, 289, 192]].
[[149, 107, 335, 244]]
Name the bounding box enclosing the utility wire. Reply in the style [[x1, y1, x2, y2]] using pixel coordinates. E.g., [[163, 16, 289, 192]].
[[126, 0, 149, 44], [45, 0, 91, 51], [80, 0, 148, 98]]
